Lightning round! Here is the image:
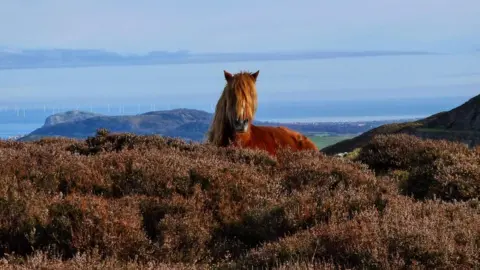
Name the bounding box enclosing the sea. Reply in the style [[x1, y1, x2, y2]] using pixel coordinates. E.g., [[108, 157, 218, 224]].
[[1, 52, 479, 139]]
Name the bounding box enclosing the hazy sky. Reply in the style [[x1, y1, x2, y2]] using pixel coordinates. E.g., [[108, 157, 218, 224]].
[[0, 1, 479, 108], [1, 0, 479, 53]]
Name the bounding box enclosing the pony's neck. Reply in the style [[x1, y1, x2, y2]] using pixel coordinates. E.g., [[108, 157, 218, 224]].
[[232, 123, 253, 147], [217, 121, 253, 147]]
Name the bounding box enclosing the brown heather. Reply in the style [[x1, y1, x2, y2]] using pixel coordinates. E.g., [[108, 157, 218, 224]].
[[0, 130, 479, 269], [357, 134, 480, 201]]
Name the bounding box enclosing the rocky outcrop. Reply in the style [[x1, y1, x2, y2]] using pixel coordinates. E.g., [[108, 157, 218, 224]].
[[44, 110, 102, 127]]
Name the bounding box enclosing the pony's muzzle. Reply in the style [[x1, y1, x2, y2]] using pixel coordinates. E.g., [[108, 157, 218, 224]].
[[234, 118, 249, 133]]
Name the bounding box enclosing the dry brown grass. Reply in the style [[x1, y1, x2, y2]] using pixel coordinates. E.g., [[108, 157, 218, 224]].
[[0, 130, 479, 269]]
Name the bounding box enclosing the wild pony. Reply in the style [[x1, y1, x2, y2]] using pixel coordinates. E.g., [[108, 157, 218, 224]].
[[207, 70, 318, 156]]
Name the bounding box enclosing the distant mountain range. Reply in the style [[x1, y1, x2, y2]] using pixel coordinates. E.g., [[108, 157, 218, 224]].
[[0, 48, 436, 70], [322, 93, 480, 155], [17, 109, 409, 142]]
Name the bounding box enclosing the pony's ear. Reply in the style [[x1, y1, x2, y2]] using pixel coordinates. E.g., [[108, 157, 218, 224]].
[[224, 70, 234, 82], [251, 70, 260, 81]]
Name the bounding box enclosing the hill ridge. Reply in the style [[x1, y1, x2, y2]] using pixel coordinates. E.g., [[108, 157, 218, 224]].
[[322, 93, 480, 155]]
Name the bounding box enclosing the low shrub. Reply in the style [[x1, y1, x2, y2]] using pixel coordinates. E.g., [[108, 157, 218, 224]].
[[357, 134, 480, 201], [0, 132, 478, 268]]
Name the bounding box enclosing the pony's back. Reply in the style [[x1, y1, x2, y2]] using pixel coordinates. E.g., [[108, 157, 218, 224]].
[[234, 124, 318, 155]]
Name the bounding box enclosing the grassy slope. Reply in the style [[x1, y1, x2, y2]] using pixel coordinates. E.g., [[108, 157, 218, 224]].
[[321, 122, 422, 155], [308, 134, 355, 149]]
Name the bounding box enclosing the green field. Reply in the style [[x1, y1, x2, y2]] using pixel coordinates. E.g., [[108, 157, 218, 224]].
[[308, 134, 356, 149]]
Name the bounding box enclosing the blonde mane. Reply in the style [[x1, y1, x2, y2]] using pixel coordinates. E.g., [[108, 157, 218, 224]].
[[207, 70, 259, 146]]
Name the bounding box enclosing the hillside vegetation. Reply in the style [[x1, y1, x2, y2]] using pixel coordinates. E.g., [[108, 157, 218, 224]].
[[322, 94, 480, 155], [0, 130, 479, 269]]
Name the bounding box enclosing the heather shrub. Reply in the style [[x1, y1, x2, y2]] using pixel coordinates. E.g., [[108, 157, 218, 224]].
[[357, 134, 472, 171], [0, 251, 210, 270], [0, 175, 52, 257], [0, 139, 26, 150], [357, 134, 480, 201], [69, 129, 278, 169], [0, 250, 341, 270], [236, 195, 480, 269], [38, 195, 156, 261], [277, 149, 392, 223], [0, 197, 38, 256], [0, 132, 479, 269], [67, 129, 166, 155], [406, 156, 480, 201]]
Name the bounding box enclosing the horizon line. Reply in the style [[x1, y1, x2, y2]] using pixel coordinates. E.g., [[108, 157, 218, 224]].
[[0, 46, 442, 55]]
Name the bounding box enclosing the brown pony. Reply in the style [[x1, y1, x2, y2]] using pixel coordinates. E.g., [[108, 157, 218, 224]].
[[207, 70, 318, 156]]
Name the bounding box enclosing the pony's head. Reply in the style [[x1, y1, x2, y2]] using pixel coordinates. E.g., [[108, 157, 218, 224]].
[[207, 70, 260, 146], [221, 70, 259, 133]]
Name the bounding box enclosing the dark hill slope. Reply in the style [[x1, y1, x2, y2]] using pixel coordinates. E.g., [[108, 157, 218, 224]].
[[322, 94, 480, 155], [419, 94, 480, 130]]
